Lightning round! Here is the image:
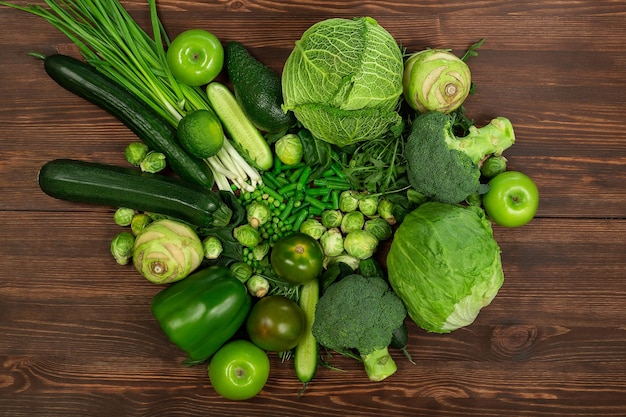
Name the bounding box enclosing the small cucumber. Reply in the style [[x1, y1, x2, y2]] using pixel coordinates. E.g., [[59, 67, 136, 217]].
[[38, 159, 233, 228], [390, 322, 416, 365], [225, 41, 296, 134], [206, 81, 273, 171], [294, 279, 319, 389], [42, 54, 214, 189]]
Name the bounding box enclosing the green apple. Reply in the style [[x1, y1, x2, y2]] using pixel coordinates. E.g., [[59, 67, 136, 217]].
[[483, 170, 539, 228], [166, 29, 224, 86], [208, 339, 270, 400]]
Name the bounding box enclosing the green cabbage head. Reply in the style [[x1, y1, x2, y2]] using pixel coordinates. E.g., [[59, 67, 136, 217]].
[[282, 17, 404, 147], [387, 202, 504, 333]]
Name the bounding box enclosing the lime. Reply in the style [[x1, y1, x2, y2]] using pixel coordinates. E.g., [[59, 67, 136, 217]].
[[177, 109, 224, 158]]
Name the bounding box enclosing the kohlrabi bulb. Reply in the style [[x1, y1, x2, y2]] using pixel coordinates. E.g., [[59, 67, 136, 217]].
[[132, 219, 204, 284], [403, 49, 471, 114]]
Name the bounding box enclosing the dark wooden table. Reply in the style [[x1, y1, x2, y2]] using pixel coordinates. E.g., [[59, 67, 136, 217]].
[[2, 1, 626, 416]]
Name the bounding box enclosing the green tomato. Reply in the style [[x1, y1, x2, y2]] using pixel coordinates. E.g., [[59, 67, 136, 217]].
[[246, 295, 306, 352], [166, 29, 224, 87], [270, 233, 323, 284], [208, 339, 270, 401], [483, 171, 539, 228]]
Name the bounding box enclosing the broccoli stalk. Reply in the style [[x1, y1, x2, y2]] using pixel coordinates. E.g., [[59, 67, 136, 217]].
[[311, 274, 407, 382], [405, 111, 515, 204], [361, 346, 397, 382]]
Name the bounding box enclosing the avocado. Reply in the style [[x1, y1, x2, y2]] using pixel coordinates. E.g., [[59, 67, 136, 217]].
[[225, 41, 296, 134]]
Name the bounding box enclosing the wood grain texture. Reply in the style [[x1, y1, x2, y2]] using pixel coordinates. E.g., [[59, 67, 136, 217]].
[[1, 1, 626, 416]]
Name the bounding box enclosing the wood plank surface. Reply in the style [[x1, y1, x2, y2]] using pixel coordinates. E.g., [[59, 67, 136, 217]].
[[1, 1, 626, 416]]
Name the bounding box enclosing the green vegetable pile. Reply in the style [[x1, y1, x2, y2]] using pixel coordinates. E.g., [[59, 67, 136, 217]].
[[5, 0, 540, 400]]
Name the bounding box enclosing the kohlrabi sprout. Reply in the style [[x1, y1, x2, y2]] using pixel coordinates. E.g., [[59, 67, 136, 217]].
[[344, 229, 379, 260]]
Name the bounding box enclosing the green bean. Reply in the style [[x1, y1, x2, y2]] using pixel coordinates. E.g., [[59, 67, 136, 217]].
[[291, 207, 310, 232], [262, 185, 283, 202], [279, 199, 295, 221]]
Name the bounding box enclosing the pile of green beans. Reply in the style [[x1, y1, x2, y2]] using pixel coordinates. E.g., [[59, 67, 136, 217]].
[[237, 158, 353, 243]]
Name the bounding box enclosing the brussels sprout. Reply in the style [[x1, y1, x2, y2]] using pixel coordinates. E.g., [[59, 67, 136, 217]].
[[247, 275, 270, 298], [252, 241, 270, 261], [246, 201, 273, 228], [110, 231, 135, 265], [202, 235, 223, 259], [234, 224, 261, 248], [325, 252, 361, 271], [340, 210, 365, 234], [133, 219, 204, 284], [339, 190, 360, 212], [320, 228, 344, 257], [113, 207, 136, 227], [275, 133, 303, 166], [343, 229, 379, 260], [364, 217, 393, 241], [480, 155, 508, 179], [299, 218, 327, 240], [124, 142, 149, 166], [358, 194, 379, 217], [377, 198, 396, 225], [321, 209, 343, 228], [230, 261, 253, 283], [130, 213, 152, 236], [140, 151, 167, 173]]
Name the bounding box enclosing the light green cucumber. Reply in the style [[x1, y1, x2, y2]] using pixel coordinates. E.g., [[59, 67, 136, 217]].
[[206, 81, 273, 171]]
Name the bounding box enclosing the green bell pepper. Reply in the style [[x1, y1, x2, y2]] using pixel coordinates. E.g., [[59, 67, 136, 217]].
[[151, 265, 251, 364]]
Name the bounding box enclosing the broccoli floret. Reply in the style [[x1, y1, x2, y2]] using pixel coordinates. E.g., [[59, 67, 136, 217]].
[[311, 274, 407, 381], [405, 111, 515, 204]]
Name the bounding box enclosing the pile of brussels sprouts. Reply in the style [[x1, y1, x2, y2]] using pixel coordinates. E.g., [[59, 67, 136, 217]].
[[233, 183, 395, 295]]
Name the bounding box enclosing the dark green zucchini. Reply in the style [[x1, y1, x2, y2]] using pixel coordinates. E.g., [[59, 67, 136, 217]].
[[42, 54, 214, 189], [38, 159, 232, 228]]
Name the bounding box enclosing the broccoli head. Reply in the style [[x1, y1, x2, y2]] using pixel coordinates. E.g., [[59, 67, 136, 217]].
[[311, 274, 407, 381], [405, 111, 515, 204]]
